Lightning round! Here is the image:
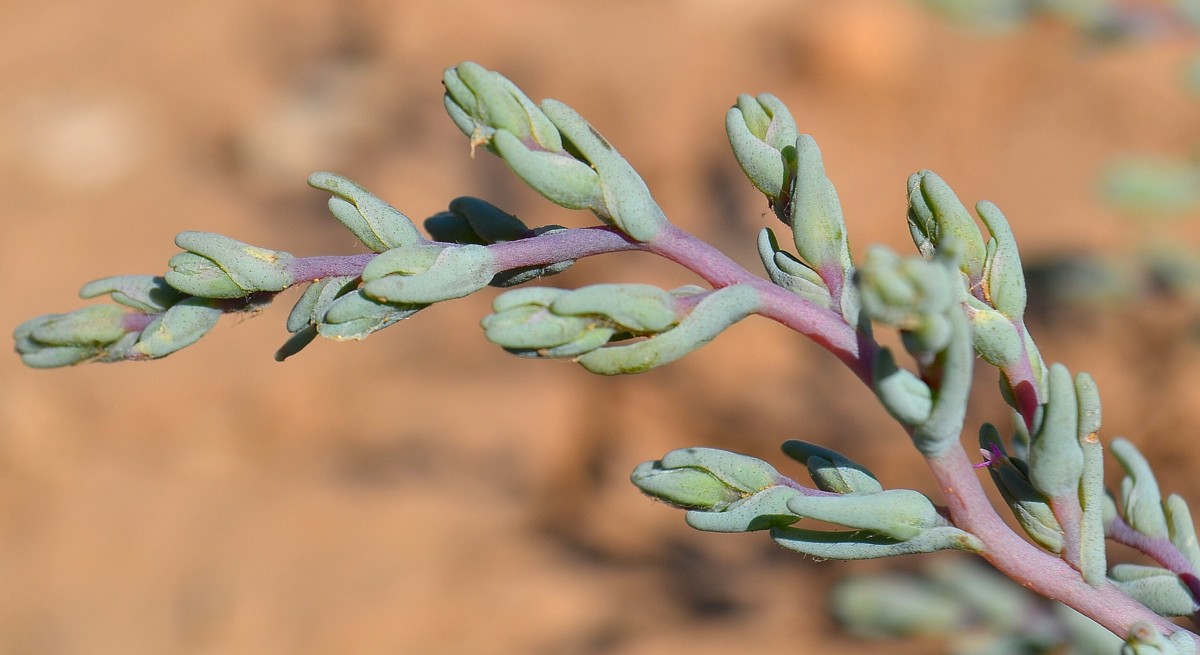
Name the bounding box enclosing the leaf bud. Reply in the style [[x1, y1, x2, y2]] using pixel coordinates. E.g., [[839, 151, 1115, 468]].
[[725, 93, 798, 205], [166, 232, 295, 299], [631, 461, 745, 510], [423, 211, 483, 245], [1027, 363, 1085, 498], [1165, 495, 1200, 574], [1112, 438, 1170, 539], [785, 489, 942, 542], [756, 228, 832, 307], [548, 284, 678, 333], [771, 524, 981, 560], [444, 62, 530, 144], [977, 200, 1028, 319], [13, 309, 127, 368], [482, 287, 619, 357], [576, 284, 759, 375], [965, 301, 1023, 368], [318, 290, 423, 341], [25, 304, 129, 346], [444, 197, 530, 243], [906, 170, 987, 286], [492, 131, 605, 212], [79, 275, 186, 313], [129, 299, 222, 359], [442, 62, 562, 152], [307, 172, 423, 252], [540, 99, 667, 242], [1075, 372, 1102, 440], [362, 245, 495, 305], [285, 276, 357, 334], [482, 304, 603, 351], [1077, 382, 1107, 585], [979, 424, 1064, 552], [872, 348, 934, 427], [857, 246, 958, 354], [633, 447, 778, 508], [788, 135, 853, 281], [659, 447, 781, 492], [1110, 565, 1199, 617], [1121, 621, 1190, 655], [632, 447, 806, 533], [781, 440, 883, 495], [683, 486, 803, 533], [832, 573, 971, 637]]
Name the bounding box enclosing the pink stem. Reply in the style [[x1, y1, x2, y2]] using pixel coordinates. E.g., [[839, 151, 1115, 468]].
[[928, 445, 1186, 639]]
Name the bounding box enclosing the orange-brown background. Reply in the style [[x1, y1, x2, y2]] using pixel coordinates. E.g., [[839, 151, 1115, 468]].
[[3, 1, 1200, 653]]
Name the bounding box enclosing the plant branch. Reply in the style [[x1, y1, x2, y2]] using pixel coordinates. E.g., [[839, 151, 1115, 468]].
[[647, 223, 875, 384], [288, 254, 378, 282], [928, 444, 1193, 641], [1109, 515, 1200, 606]]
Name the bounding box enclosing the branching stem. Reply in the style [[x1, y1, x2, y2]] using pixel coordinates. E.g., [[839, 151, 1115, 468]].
[[928, 445, 1190, 640], [1109, 515, 1200, 603], [155, 212, 1196, 644]]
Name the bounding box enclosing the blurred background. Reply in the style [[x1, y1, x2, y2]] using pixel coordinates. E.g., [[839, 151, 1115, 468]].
[[4, 0, 1200, 653]]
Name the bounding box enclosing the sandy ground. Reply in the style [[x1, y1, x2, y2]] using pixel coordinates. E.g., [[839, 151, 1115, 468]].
[[3, 1, 1200, 653]]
